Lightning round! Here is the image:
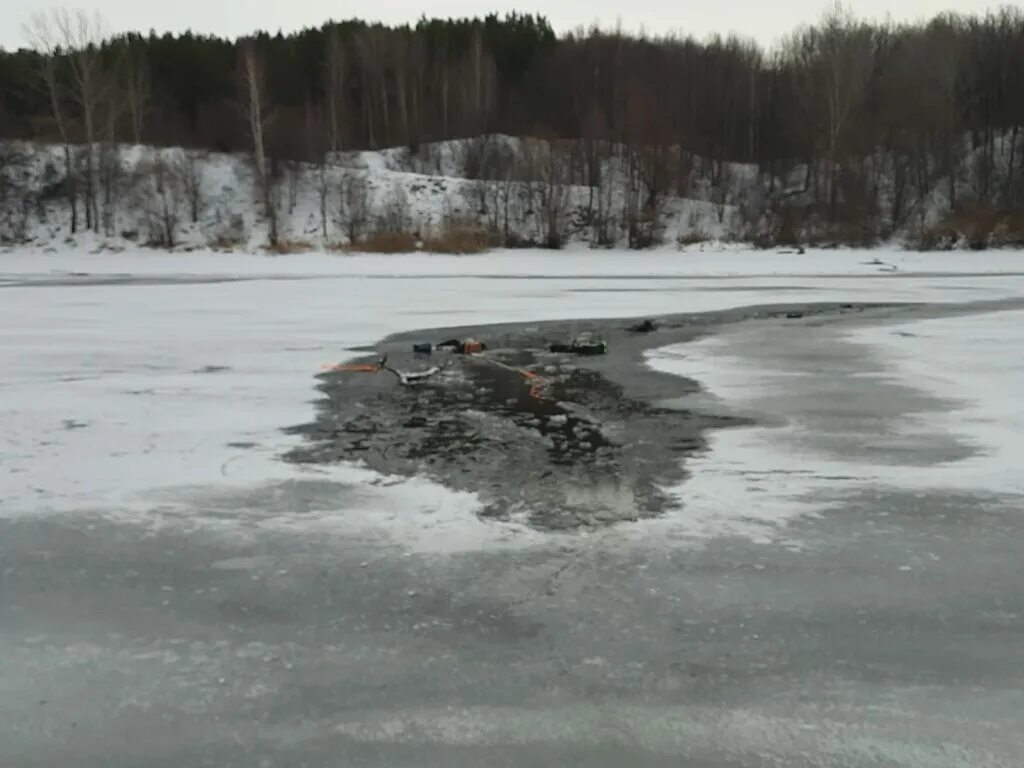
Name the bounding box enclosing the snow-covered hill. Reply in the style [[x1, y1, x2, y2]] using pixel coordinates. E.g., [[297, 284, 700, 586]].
[[0, 136, 732, 252], [1, 134, 1021, 252]]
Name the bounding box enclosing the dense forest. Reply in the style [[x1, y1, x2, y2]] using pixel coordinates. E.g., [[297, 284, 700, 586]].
[[2, 4, 1024, 248]]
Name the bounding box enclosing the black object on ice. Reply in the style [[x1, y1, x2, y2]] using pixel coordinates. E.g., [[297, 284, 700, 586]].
[[785, 311, 804, 319], [627, 319, 657, 333], [413, 343, 433, 355], [572, 340, 608, 356], [434, 338, 487, 354], [549, 334, 608, 356]]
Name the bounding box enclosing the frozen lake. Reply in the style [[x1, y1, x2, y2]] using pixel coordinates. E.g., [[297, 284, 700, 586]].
[[2, 248, 1023, 767]]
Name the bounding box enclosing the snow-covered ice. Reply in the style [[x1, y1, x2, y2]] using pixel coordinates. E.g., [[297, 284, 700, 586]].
[[645, 305, 1024, 543], [3, 247, 1023, 549], [4, 247, 1024, 768]]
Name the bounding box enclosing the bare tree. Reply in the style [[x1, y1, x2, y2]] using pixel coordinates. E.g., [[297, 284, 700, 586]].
[[589, 150, 619, 247], [623, 146, 650, 247], [356, 29, 391, 148], [376, 182, 410, 234], [338, 171, 371, 243], [140, 151, 181, 246], [124, 43, 149, 145], [438, 39, 451, 139], [176, 150, 205, 223], [392, 31, 412, 147], [283, 159, 301, 213], [325, 27, 346, 153], [239, 38, 278, 246], [468, 27, 496, 133], [375, 32, 392, 146], [99, 100, 123, 236], [924, 18, 965, 211], [462, 135, 500, 219], [483, 145, 524, 245], [528, 139, 571, 248], [407, 36, 427, 151], [51, 9, 113, 232], [0, 144, 32, 242], [786, 2, 875, 211], [713, 163, 735, 224], [24, 13, 77, 233], [474, 140, 516, 236], [316, 160, 331, 242]]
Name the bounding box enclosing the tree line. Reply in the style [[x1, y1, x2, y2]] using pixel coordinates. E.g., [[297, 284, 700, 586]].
[[2, 4, 1024, 246]]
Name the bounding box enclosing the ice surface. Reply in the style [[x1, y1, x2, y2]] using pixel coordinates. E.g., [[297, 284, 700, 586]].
[[849, 311, 1024, 493], [5, 247, 1024, 768], [645, 307, 1024, 543], [3, 247, 1023, 550], [5, 245, 1024, 278]]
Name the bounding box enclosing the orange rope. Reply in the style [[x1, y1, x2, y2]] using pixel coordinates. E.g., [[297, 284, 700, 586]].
[[321, 363, 382, 372]]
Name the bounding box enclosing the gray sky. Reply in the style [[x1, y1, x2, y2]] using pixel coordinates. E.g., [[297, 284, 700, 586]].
[[1, 0, 1007, 51]]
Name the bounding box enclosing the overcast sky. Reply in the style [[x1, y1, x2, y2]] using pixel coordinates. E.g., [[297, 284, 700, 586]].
[[1, 0, 1008, 51]]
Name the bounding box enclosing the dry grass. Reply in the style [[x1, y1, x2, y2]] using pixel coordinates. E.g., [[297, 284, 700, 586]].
[[906, 224, 951, 251], [676, 228, 711, 248], [913, 207, 1024, 250], [739, 202, 880, 250], [337, 226, 496, 255], [266, 239, 315, 254], [345, 231, 418, 253], [993, 210, 1024, 246], [944, 208, 1000, 249], [422, 227, 495, 254], [207, 235, 240, 252]]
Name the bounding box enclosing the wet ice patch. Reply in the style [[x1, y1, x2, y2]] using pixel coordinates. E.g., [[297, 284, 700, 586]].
[[644, 309, 1024, 544], [848, 310, 1024, 495]]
